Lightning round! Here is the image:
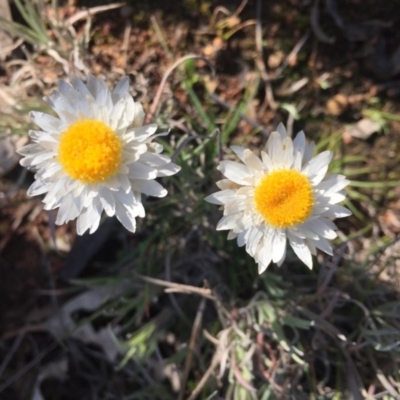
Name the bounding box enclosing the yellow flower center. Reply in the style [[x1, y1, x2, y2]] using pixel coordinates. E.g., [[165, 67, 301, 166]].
[[254, 169, 314, 228], [58, 119, 122, 184]]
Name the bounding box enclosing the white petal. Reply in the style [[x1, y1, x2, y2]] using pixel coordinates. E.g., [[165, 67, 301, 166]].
[[115, 202, 137, 232], [308, 218, 337, 239], [316, 175, 350, 194], [205, 190, 237, 205], [124, 124, 158, 143], [287, 231, 313, 269], [308, 236, 333, 255], [118, 174, 131, 193], [28, 131, 59, 146], [99, 187, 116, 216], [128, 162, 158, 179], [20, 151, 55, 167], [115, 96, 136, 133], [27, 179, 49, 196], [70, 76, 92, 97], [230, 146, 246, 161], [303, 151, 332, 184], [324, 204, 352, 218], [56, 195, 80, 224], [245, 227, 263, 256], [30, 111, 63, 133], [302, 142, 315, 165], [131, 179, 167, 197], [276, 245, 287, 267], [131, 102, 145, 127], [112, 76, 130, 100], [271, 230, 287, 264], [276, 123, 287, 139], [293, 130, 306, 158], [260, 151, 274, 171], [76, 207, 100, 235], [243, 150, 264, 171], [325, 192, 346, 204], [216, 179, 239, 190], [109, 98, 128, 130], [86, 74, 112, 109], [267, 131, 283, 161], [217, 214, 241, 231], [292, 151, 302, 171], [36, 162, 62, 180], [290, 224, 319, 240], [227, 231, 238, 240], [224, 198, 246, 215], [156, 162, 181, 177], [258, 261, 269, 274], [237, 230, 247, 247], [281, 137, 294, 168], [139, 151, 170, 167], [257, 243, 273, 274], [306, 240, 317, 255], [43, 176, 70, 201], [122, 146, 147, 164], [132, 191, 145, 217], [147, 142, 164, 154], [89, 201, 103, 234], [218, 160, 250, 185], [231, 147, 264, 171], [58, 80, 92, 117], [18, 143, 44, 156]]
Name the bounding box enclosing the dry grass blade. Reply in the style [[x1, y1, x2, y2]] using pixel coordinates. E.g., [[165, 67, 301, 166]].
[[144, 54, 214, 124], [65, 2, 125, 27], [271, 32, 310, 79]]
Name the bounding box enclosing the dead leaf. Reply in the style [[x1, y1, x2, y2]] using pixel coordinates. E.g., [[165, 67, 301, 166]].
[[203, 75, 218, 93], [42, 281, 131, 362], [379, 198, 400, 236], [326, 93, 348, 116], [203, 37, 224, 57], [342, 118, 382, 144], [268, 50, 284, 69]]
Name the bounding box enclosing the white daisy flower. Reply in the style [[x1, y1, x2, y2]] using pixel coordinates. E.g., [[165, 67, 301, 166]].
[[206, 123, 351, 274], [18, 75, 180, 235]]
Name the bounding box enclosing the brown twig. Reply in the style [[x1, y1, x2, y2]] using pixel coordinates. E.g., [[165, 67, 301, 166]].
[[187, 351, 222, 400], [178, 298, 207, 400], [133, 272, 215, 300], [65, 3, 125, 27], [254, 332, 283, 394], [233, 0, 249, 18], [144, 54, 214, 124], [231, 353, 257, 395]]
